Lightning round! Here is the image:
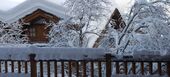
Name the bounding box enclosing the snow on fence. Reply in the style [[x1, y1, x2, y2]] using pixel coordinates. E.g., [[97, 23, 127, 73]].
[[0, 54, 169, 77], [0, 46, 106, 60], [0, 46, 169, 77]]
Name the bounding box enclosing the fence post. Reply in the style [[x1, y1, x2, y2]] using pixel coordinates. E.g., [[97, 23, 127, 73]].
[[149, 62, 153, 75], [167, 62, 170, 77], [82, 61, 87, 77], [115, 62, 119, 74], [29, 54, 37, 77], [105, 54, 112, 77]]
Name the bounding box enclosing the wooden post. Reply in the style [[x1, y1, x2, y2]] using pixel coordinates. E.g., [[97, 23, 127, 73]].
[[148, 62, 152, 75], [29, 54, 37, 77], [141, 62, 144, 75], [132, 62, 136, 74], [25, 61, 28, 74], [47, 61, 51, 77], [124, 62, 128, 75], [61, 61, 65, 77], [18, 61, 21, 73], [98, 61, 102, 77], [82, 61, 86, 77], [11, 61, 14, 73], [40, 61, 44, 77], [5, 61, 8, 73], [90, 61, 94, 77], [0, 61, 1, 73], [68, 61, 72, 77], [76, 61, 79, 77], [116, 62, 119, 74], [157, 62, 161, 75], [167, 62, 170, 77], [54, 61, 58, 77], [106, 54, 112, 77]]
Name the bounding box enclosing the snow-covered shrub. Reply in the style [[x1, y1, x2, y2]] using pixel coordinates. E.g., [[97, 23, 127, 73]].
[[0, 21, 28, 44], [48, 21, 80, 47], [127, 0, 170, 51]]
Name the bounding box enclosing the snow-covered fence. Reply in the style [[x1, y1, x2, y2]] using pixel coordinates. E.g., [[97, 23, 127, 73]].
[[133, 50, 161, 60], [0, 46, 108, 77], [0, 46, 106, 60], [0, 54, 169, 77], [0, 46, 169, 77]]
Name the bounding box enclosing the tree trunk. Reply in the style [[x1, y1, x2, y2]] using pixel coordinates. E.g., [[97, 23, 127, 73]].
[[79, 30, 83, 47]]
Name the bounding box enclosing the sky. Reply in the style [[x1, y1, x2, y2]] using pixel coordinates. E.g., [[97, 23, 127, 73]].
[[0, 0, 65, 11], [0, 0, 25, 11], [0, 0, 132, 12]]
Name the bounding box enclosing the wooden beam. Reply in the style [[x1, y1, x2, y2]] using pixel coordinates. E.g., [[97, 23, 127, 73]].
[[23, 9, 59, 23]]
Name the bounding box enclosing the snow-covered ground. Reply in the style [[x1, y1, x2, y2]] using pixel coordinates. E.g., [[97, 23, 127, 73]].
[[112, 74, 168, 77], [0, 74, 167, 77], [0, 73, 30, 77]]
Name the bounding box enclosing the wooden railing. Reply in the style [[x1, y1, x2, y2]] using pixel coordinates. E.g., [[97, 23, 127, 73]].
[[0, 54, 169, 77]]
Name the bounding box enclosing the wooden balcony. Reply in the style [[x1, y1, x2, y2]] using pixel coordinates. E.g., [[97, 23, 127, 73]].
[[0, 53, 169, 77]]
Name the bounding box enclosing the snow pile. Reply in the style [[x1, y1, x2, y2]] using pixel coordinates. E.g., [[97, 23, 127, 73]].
[[133, 50, 160, 59], [0, 45, 106, 60], [160, 49, 170, 60], [0, 43, 51, 47], [112, 74, 168, 77], [0, 73, 30, 77], [132, 49, 170, 60]]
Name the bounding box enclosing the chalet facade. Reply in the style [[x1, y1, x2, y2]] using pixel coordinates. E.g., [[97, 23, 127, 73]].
[[22, 9, 60, 43], [0, 0, 68, 43]]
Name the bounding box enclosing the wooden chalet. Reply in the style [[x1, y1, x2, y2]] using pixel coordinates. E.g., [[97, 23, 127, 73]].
[[22, 9, 60, 43], [93, 8, 126, 48], [0, 0, 67, 43]]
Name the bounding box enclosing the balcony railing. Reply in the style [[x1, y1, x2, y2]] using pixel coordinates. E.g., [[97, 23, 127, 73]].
[[0, 53, 169, 77]]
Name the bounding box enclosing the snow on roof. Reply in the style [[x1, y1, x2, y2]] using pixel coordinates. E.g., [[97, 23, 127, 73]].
[[0, 0, 68, 23]]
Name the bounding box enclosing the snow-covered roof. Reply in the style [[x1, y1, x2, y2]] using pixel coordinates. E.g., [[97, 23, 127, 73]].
[[0, 0, 68, 23]]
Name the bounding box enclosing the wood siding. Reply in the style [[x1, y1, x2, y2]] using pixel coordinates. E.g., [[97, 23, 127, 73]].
[[22, 9, 60, 43]]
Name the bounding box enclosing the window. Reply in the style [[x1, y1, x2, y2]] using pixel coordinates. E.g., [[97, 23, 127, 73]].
[[29, 28, 36, 37]]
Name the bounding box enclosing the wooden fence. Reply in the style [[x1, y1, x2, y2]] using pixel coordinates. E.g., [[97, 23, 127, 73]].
[[0, 54, 169, 77]]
